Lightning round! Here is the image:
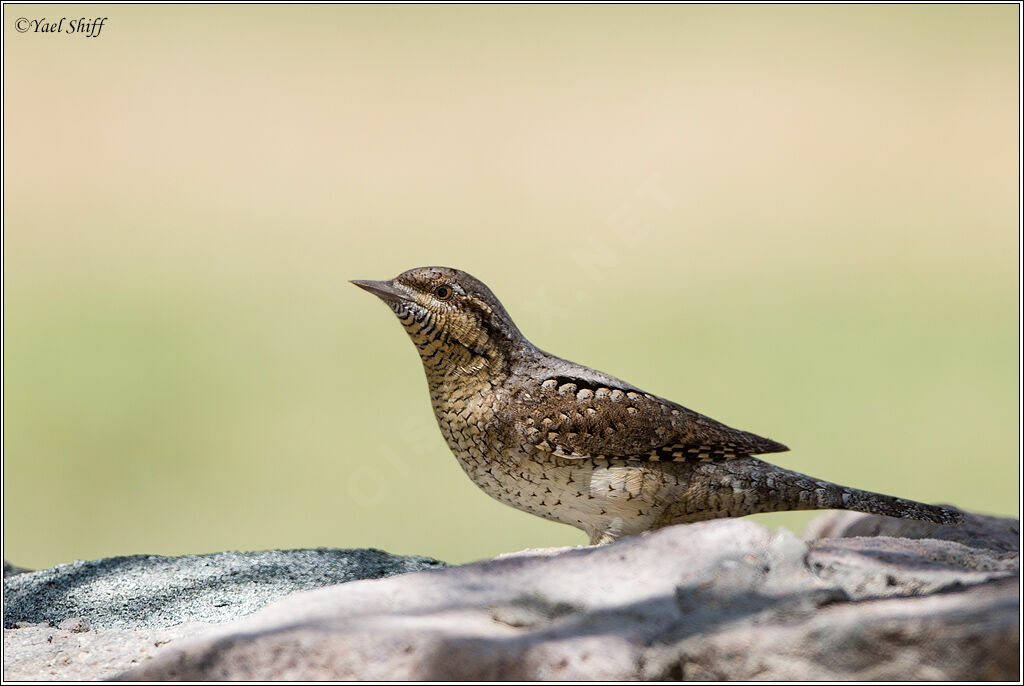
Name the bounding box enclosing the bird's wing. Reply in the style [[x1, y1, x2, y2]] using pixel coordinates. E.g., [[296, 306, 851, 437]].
[[505, 374, 787, 463]]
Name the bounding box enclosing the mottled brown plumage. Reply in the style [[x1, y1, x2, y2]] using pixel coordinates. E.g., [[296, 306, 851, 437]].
[[353, 266, 961, 544]]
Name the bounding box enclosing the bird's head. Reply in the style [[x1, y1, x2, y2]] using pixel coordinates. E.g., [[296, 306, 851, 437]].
[[352, 267, 524, 369]]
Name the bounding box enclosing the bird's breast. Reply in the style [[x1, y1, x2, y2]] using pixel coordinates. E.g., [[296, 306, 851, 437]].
[[429, 382, 504, 459]]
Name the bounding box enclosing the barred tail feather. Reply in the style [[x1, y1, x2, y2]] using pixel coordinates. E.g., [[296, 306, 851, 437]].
[[662, 457, 963, 526], [833, 486, 963, 525]]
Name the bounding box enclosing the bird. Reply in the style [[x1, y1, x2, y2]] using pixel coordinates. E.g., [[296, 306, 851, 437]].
[[352, 266, 962, 544]]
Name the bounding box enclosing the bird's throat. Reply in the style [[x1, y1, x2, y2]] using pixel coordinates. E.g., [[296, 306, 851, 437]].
[[406, 326, 507, 390]]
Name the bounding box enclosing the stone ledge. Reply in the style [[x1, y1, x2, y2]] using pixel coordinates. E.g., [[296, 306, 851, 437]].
[[3, 512, 1018, 681]]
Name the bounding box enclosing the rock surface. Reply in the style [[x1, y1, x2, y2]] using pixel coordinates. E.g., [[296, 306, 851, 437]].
[[4, 513, 1018, 681], [804, 508, 1019, 553], [3, 622, 215, 682], [3, 548, 446, 630], [3, 548, 446, 680], [3, 561, 33, 578]]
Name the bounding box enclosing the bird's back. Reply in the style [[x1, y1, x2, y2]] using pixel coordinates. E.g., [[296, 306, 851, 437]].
[[502, 349, 789, 464]]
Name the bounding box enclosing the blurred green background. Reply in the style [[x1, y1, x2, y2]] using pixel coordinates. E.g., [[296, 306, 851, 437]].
[[3, 5, 1018, 568]]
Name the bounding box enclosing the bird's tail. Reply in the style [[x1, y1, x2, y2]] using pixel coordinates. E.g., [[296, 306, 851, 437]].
[[661, 457, 963, 526], [825, 481, 962, 525]]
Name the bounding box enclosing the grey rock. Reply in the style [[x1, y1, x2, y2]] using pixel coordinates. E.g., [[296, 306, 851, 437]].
[[4, 622, 216, 681], [808, 536, 1015, 597], [56, 617, 92, 633], [3, 548, 446, 630], [4, 516, 1017, 681], [804, 509, 1019, 553], [649, 576, 1018, 681], [3, 561, 32, 578], [116, 517, 1017, 681]]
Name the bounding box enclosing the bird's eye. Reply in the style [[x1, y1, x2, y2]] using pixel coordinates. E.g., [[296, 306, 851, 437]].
[[433, 284, 454, 301]]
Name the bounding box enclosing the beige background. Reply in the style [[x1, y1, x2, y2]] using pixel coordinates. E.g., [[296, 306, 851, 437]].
[[3, 5, 1018, 567]]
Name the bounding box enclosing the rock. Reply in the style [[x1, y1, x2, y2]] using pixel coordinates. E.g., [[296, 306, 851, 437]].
[[653, 576, 1017, 681], [116, 516, 1016, 681], [4, 516, 1017, 681], [3, 621, 215, 681], [3, 548, 446, 681], [55, 617, 91, 633], [3, 548, 447, 630], [804, 510, 1019, 554], [3, 561, 32, 578]]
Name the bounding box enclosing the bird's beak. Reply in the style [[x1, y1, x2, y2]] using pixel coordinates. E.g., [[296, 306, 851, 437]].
[[350, 279, 407, 302]]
